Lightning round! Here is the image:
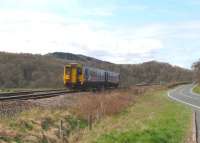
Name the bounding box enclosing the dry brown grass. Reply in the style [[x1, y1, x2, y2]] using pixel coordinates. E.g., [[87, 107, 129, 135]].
[[72, 88, 192, 143], [0, 85, 167, 143], [73, 91, 133, 121], [70, 86, 162, 122], [0, 101, 36, 118]]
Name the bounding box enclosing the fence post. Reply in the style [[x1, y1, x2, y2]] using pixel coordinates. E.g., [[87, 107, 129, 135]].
[[88, 114, 92, 130], [96, 109, 99, 122], [100, 102, 104, 117], [59, 120, 64, 142], [77, 120, 80, 131]]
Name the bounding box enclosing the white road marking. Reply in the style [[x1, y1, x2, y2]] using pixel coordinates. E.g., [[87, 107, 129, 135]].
[[169, 84, 200, 100], [168, 92, 200, 110], [182, 94, 198, 99], [169, 84, 200, 143], [179, 88, 200, 100]]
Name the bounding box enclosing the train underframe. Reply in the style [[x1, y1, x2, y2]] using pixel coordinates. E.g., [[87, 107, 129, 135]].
[[66, 81, 119, 90]]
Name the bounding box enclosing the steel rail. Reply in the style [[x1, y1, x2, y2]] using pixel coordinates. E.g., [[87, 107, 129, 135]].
[[0, 90, 77, 101], [0, 87, 119, 101], [0, 89, 67, 97]]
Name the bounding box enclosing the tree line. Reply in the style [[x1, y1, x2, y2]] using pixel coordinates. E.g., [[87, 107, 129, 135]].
[[0, 52, 193, 88], [193, 60, 200, 83]]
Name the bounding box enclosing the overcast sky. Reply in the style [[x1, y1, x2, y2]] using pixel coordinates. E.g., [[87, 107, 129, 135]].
[[0, 0, 200, 68]]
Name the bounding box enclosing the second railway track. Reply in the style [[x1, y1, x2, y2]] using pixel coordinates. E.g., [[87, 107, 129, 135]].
[[0, 89, 68, 97], [0, 89, 78, 101]]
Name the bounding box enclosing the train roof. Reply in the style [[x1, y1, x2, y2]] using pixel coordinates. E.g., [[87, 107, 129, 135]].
[[65, 63, 119, 75], [84, 66, 119, 75]]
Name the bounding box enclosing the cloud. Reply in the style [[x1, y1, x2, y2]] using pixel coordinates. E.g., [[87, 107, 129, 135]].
[[0, 10, 199, 66], [0, 10, 163, 64], [0, 0, 199, 68], [168, 21, 200, 39]]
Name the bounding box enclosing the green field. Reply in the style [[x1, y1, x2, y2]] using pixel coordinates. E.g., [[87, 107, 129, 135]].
[[193, 85, 200, 94], [78, 91, 192, 143]]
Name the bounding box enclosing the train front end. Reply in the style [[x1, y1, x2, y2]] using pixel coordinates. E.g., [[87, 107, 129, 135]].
[[63, 63, 84, 89]]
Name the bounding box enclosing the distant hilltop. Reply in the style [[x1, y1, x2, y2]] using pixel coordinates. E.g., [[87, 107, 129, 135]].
[[0, 51, 193, 88], [47, 52, 111, 64]]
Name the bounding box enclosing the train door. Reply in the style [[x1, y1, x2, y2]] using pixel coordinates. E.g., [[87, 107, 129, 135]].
[[77, 67, 83, 85], [105, 72, 108, 83], [85, 68, 89, 81], [71, 65, 83, 86], [71, 66, 77, 85], [64, 66, 71, 85]]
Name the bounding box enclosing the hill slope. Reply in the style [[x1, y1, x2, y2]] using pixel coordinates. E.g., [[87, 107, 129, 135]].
[[50, 52, 193, 86], [0, 52, 193, 88], [48, 52, 110, 64]]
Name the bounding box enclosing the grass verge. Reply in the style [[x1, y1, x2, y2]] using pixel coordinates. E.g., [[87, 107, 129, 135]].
[[74, 90, 192, 143], [0, 108, 87, 143], [193, 85, 200, 94]]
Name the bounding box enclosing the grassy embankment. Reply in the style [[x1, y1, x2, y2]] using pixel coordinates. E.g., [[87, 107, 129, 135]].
[[0, 108, 88, 143], [193, 85, 200, 94], [0, 87, 192, 143], [76, 90, 192, 143]]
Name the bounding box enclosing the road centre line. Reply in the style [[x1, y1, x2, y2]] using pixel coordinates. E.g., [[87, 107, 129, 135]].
[[168, 91, 200, 110]]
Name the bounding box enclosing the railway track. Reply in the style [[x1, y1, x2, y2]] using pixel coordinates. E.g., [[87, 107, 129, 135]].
[[0, 89, 67, 97], [0, 86, 120, 101], [0, 89, 78, 101]]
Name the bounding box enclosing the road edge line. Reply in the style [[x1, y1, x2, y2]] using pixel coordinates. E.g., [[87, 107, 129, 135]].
[[190, 84, 199, 96], [168, 92, 200, 110], [168, 91, 198, 143]]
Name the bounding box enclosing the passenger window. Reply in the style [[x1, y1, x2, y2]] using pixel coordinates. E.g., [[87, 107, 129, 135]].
[[85, 69, 89, 79], [77, 68, 82, 75]]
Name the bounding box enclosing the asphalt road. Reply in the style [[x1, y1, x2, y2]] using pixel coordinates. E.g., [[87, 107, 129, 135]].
[[168, 84, 200, 142]]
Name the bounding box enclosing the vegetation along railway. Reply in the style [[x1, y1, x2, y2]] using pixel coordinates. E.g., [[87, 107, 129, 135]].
[[0, 63, 120, 101]]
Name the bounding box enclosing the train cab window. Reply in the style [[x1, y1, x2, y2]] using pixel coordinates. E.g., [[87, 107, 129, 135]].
[[66, 67, 71, 74]]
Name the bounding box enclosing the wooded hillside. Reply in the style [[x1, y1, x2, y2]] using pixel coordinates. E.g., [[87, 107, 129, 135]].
[[193, 60, 200, 83], [0, 52, 193, 88]]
